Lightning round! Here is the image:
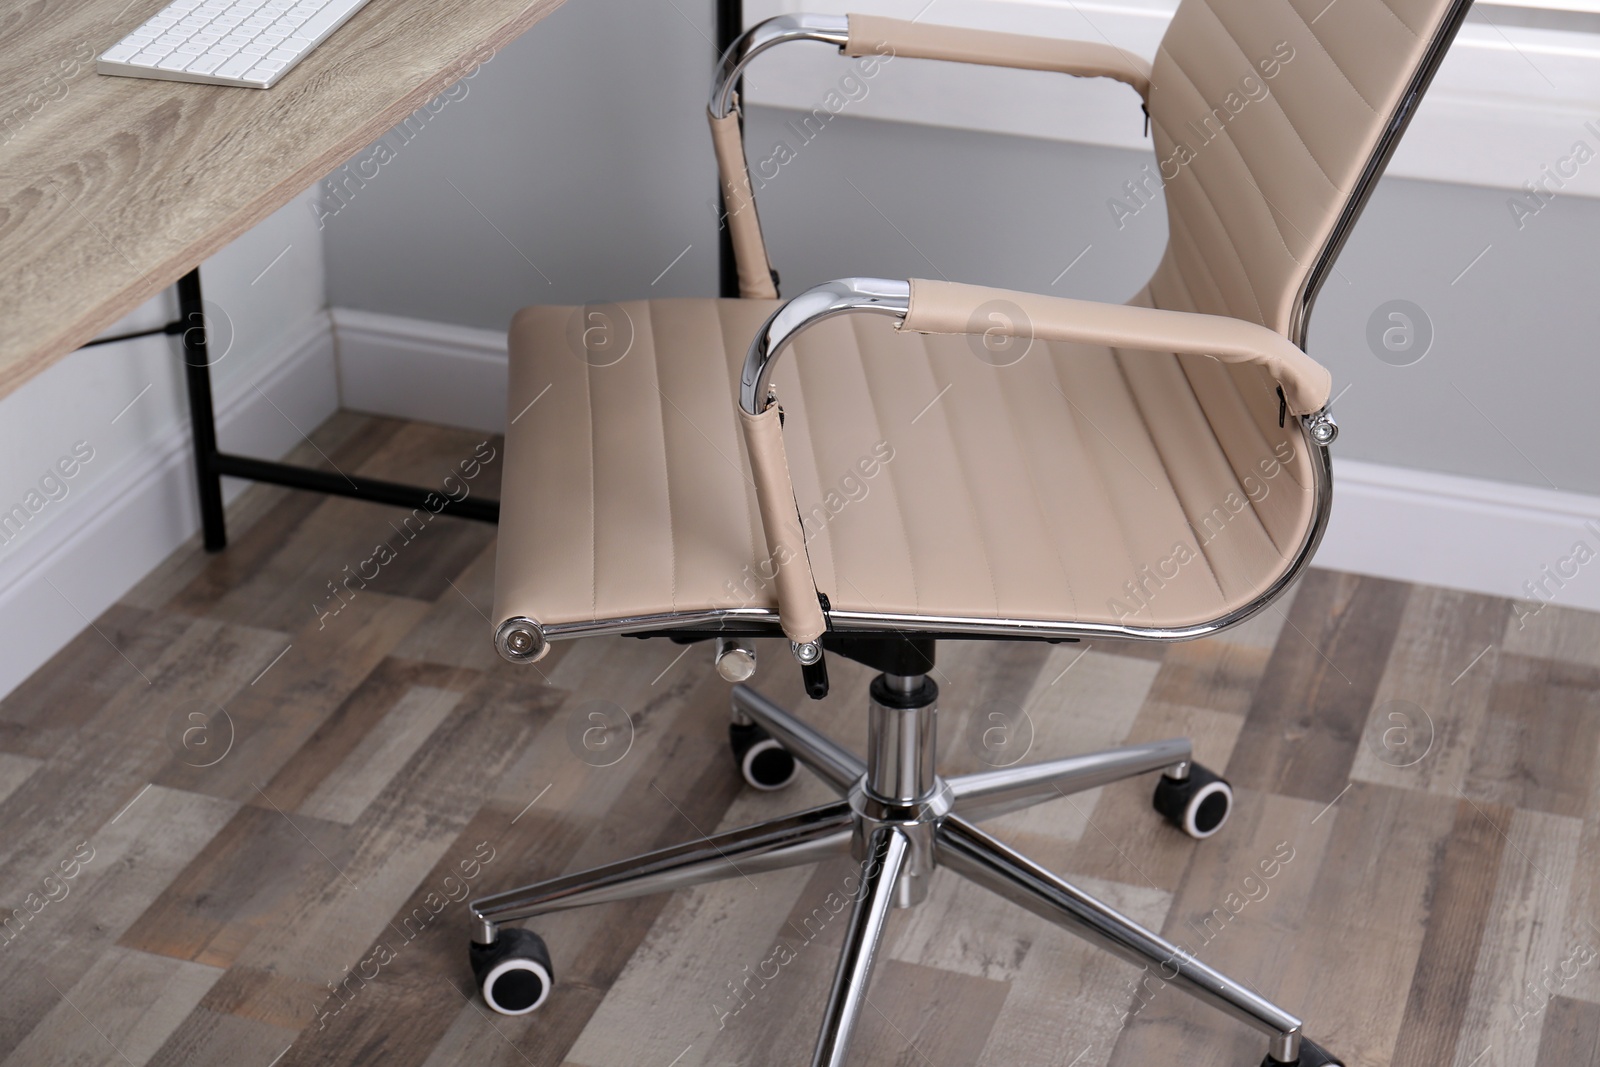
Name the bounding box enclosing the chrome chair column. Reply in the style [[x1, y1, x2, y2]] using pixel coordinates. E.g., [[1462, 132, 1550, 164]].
[[848, 672, 949, 909]]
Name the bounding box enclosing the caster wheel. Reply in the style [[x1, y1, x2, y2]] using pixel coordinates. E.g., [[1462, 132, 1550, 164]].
[[730, 721, 798, 791], [1153, 762, 1233, 839], [470, 927, 553, 1016], [1260, 1037, 1343, 1066]]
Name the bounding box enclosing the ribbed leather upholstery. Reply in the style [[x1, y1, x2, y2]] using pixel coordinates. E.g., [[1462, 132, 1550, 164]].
[[493, 0, 1460, 643], [496, 298, 1313, 634], [1145, 0, 1449, 332]]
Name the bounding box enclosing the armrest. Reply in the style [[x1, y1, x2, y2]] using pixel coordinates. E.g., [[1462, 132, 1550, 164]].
[[737, 277, 1336, 649], [902, 279, 1332, 415], [707, 14, 1151, 299], [739, 278, 1333, 417], [842, 14, 1150, 102]]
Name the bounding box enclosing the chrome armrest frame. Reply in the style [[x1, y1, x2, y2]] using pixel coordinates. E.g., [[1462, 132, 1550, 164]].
[[711, 14, 851, 120], [737, 275, 1338, 644], [739, 277, 911, 415]]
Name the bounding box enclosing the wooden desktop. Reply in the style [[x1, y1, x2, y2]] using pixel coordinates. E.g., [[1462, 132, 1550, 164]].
[[0, 0, 566, 392]]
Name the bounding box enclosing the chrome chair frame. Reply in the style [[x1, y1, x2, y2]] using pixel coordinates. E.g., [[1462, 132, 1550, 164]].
[[473, 682, 1306, 1064], [472, 4, 1476, 1063]]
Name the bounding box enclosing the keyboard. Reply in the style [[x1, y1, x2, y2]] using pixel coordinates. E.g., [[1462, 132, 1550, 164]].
[[97, 0, 372, 89]]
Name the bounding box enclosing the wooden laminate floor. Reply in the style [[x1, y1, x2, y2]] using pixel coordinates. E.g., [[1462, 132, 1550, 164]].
[[2, 413, 1598, 1067]]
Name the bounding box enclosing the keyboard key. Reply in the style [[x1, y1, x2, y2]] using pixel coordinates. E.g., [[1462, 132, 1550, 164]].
[[214, 52, 256, 76], [289, 2, 354, 42], [187, 54, 226, 74], [131, 50, 166, 66], [241, 42, 271, 54], [101, 43, 140, 62], [157, 53, 194, 70], [267, 47, 298, 61]]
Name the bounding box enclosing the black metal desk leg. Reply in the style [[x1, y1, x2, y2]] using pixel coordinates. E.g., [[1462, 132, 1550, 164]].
[[177, 269, 228, 552]]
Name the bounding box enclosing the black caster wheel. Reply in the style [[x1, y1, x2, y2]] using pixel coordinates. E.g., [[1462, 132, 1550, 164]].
[[1153, 762, 1233, 839], [470, 927, 553, 1016], [730, 721, 798, 791], [1261, 1037, 1343, 1066]]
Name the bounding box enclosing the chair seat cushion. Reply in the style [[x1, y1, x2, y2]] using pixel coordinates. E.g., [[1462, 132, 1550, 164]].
[[493, 297, 1317, 640]]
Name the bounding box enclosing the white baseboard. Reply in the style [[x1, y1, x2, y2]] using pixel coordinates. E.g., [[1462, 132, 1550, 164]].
[[332, 307, 508, 434], [1321, 459, 1600, 613], [0, 312, 339, 699], [331, 305, 1600, 616]]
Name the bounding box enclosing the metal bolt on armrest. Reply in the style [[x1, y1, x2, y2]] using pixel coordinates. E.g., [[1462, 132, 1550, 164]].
[[1302, 407, 1338, 446]]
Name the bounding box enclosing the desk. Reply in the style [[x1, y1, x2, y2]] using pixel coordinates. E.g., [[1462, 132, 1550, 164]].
[[0, 0, 745, 547], [0, 0, 565, 385], [0, 0, 743, 548], [1, 0, 571, 542]]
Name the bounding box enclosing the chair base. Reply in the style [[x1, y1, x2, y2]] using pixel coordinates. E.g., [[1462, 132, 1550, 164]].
[[467, 676, 1340, 1067]]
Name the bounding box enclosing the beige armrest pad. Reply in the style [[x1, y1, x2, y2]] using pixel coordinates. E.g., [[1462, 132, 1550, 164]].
[[739, 404, 826, 644], [708, 109, 779, 300], [844, 14, 1151, 101], [903, 279, 1332, 414]]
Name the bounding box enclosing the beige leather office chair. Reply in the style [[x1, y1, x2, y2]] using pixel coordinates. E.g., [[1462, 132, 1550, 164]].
[[467, 0, 1472, 1062]]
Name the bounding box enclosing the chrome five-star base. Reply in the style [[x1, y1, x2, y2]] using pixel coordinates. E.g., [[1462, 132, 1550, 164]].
[[467, 673, 1341, 1067]]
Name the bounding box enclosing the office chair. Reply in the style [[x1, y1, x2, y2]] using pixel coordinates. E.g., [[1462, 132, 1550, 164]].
[[467, 0, 1472, 1062]]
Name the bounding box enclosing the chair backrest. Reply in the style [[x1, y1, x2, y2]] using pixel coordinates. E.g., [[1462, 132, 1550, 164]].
[[1142, 0, 1471, 342]]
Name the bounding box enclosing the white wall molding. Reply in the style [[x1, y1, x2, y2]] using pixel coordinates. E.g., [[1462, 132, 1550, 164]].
[[1321, 458, 1600, 612], [0, 311, 338, 698], [330, 306, 1600, 616], [333, 307, 510, 434], [333, 307, 509, 435]]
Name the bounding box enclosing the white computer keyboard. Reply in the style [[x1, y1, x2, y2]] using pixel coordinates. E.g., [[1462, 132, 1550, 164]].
[[97, 0, 372, 88]]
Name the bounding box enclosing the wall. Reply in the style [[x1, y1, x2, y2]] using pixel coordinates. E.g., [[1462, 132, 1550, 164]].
[[321, 0, 722, 325], [0, 189, 332, 697]]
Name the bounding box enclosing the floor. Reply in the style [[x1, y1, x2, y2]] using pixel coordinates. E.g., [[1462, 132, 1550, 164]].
[[2, 412, 1598, 1067]]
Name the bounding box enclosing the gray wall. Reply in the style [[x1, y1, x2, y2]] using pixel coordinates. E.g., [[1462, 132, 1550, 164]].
[[323, 2, 1600, 497], [323, 0, 722, 320]]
